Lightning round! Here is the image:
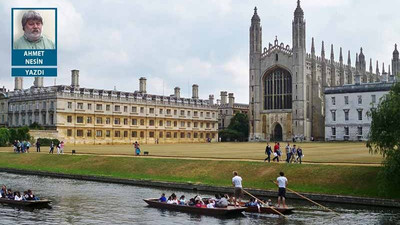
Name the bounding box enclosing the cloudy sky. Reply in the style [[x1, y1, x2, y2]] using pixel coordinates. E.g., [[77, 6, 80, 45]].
[[0, 0, 399, 103]]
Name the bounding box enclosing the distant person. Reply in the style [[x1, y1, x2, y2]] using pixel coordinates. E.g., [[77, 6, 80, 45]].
[[36, 139, 41, 152], [14, 10, 55, 49], [133, 141, 140, 156], [56, 143, 61, 154], [60, 141, 65, 154], [14, 191, 23, 201], [276, 172, 288, 208], [290, 145, 297, 163], [159, 193, 167, 202], [49, 141, 54, 154], [232, 171, 243, 207], [285, 143, 291, 163], [0, 185, 7, 198], [26, 141, 30, 153], [264, 143, 272, 163], [272, 142, 279, 162], [296, 147, 303, 164]]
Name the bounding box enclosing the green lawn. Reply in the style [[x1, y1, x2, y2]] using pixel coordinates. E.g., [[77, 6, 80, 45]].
[[0, 142, 382, 164], [0, 152, 396, 199]]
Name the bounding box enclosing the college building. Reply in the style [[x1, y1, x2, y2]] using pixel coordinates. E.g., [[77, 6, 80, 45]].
[[2, 71, 219, 144]]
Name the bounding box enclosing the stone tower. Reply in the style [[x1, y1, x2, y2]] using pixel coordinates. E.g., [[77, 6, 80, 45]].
[[249, 7, 262, 139], [291, 0, 308, 138], [393, 44, 400, 79]]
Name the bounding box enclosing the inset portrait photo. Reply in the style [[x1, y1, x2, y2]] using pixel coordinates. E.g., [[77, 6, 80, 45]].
[[13, 9, 56, 50]]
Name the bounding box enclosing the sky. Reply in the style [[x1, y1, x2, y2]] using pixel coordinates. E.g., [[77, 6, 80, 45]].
[[0, 0, 399, 103]]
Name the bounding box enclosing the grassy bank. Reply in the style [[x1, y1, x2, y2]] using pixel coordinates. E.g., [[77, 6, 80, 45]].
[[0, 152, 397, 199], [0, 142, 383, 164]]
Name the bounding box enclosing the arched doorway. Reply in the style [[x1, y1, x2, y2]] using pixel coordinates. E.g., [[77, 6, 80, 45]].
[[272, 123, 283, 141]]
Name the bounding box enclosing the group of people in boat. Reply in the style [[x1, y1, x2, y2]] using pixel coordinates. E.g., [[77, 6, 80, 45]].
[[0, 185, 38, 201], [159, 193, 231, 208]]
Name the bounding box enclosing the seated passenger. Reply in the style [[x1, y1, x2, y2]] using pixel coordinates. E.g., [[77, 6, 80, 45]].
[[159, 193, 167, 202], [23, 191, 29, 200], [206, 199, 215, 208], [14, 192, 23, 201], [179, 195, 186, 205], [188, 198, 196, 206], [245, 198, 258, 207], [26, 189, 37, 200], [7, 189, 14, 199], [0, 185, 6, 198], [171, 195, 179, 205], [195, 200, 205, 208], [166, 196, 174, 204], [215, 194, 229, 208]]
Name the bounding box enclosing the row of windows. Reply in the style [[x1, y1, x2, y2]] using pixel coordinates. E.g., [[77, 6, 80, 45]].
[[9, 101, 55, 111], [331, 126, 363, 136], [331, 109, 364, 121], [331, 94, 376, 106], [67, 129, 216, 139], [67, 102, 215, 118], [66, 116, 216, 128]]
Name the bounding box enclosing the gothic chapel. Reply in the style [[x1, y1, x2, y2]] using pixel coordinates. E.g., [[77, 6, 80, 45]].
[[248, 0, 398, 141]]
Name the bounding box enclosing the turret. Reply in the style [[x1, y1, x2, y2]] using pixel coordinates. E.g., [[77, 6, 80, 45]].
[[292, 0, 308, 139], [139, 77, 146, 93], [174, 87, 181, 98], [192, 84, 199, 100], [392, 44, 400, 79], [346, 50, 353, 84], [34, 77, 43, 88], [14, 77, 23, 91], [330, 44, 336, 86], [228, 93, 235, 107], [71, 70, 80, 88], [339, 47, 343, 64], [311, 37, 315, 55], [220, 91, 227, 104], [208, 94, 214, 105]]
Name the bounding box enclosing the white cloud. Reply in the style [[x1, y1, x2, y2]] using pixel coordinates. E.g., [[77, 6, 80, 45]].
[[0, 0, 399, 103]]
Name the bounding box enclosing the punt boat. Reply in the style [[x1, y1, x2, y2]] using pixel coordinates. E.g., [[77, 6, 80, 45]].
[[0, 198, 52, 207], [143, 198, 245, 216]]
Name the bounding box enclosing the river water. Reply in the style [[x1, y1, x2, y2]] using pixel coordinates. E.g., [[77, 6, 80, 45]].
[[0, 172, 399, 225]]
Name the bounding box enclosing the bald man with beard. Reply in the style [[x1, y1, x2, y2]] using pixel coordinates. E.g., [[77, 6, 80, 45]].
[[14, 11, 55, 49]]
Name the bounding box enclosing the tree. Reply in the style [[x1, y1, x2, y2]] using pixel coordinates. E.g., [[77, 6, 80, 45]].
[[0, 128, 10, 147], [367, 82, 400, 188], [219, 113, 249, 142], [227, 113, 249, 139]]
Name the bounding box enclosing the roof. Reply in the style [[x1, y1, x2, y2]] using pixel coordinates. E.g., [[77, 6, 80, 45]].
[[324, 82, 394, 95]]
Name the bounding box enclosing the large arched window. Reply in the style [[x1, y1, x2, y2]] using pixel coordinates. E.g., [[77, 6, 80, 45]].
[[264, 68, 292, 110]]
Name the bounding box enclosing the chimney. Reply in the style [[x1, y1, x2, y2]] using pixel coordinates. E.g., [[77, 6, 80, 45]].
[[71, 70, 80, 88], [34, 77, 43, 88], [228, 93, 234, 107], [14, 77, 23, 90], [220, 91, 227, 104], [139, 77, 147, 93], [192, 84, 199, 99], [208, 94, 214, 105], [174, 87, 180, 98]]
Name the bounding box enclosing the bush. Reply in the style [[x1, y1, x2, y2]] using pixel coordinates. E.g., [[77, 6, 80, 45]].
[[36, 138, 60, 146], [0, 128, 10, 147], [29, 122, 44, 130], [8, 127, 31, 144]]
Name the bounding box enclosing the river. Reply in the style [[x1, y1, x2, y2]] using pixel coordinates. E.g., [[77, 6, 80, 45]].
[[0, 172, 399, 224]]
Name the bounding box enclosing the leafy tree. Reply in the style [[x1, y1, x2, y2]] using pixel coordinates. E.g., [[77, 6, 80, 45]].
[[227, 113, 250, 139], [29, 122, 44, 130], [219, 113, 249, 142], [367, 82, 400, 188], [0, 128, 10, 147]]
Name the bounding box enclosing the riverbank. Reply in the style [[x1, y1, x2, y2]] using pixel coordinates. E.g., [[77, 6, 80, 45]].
[[0, 152, 398, 206]]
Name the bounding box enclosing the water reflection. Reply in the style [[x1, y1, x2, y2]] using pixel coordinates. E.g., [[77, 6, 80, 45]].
[[0, 172, 399, 225]]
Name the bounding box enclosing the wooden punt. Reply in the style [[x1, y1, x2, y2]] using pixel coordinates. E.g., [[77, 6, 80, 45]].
[[0, 198, 51, 207], [143, 198, 245, 216]]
